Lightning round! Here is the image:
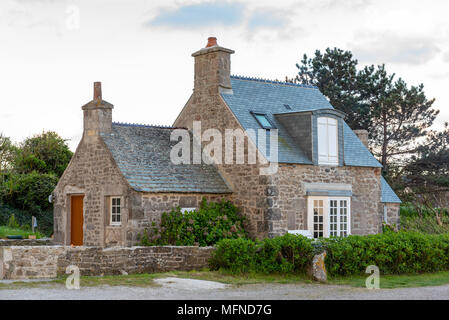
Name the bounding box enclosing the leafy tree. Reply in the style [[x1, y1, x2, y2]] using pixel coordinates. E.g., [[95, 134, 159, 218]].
[[295, 48, 369, 130], [12, 131, 73, 177], [0, 133, 14, 173]]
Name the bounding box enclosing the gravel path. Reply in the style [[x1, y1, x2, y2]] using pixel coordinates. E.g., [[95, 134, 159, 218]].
[[1, 277, 449, 300]]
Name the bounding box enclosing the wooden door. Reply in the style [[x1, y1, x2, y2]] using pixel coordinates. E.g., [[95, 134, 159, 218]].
[[71, 195, 84, 246]]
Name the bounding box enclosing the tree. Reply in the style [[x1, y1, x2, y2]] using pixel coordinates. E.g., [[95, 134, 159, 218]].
[[293, 48, 438, 173], [0, 133, 14, 172], [12, 131, 73, 177], [295, 48, 370, 130]]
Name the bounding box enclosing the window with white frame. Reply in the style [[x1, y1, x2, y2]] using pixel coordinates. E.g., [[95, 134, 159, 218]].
[[110, 197, 121, 225], [317, 117, 338, 165], [308, 197, 350, 239]]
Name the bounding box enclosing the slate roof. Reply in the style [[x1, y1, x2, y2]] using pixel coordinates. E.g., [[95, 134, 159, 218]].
[[220, 75, 399, 201], [381, 176, 402, 203], [100, 123, 231, 194], [221, 76, 382, 168]]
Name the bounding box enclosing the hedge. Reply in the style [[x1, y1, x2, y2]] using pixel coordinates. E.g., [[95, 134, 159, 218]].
[[210, 232, 449, 277], [322, 232, 449, 276], [209, 233, 315, 274]]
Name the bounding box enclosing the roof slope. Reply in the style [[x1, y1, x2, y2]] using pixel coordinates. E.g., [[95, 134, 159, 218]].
[[381, 176, 402, 203], [100, 123, 231, 194], [220, 76, 382, 168]]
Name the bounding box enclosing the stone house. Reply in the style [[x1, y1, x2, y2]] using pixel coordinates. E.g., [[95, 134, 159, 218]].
[[53, 37, 401, 247]]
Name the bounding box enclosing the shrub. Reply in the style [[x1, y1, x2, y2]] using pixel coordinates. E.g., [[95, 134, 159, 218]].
[[322, 232, 449, 276], [7, 214, 20, 229], [209, 234, 314, 274], [139, 198, 247, 247], [209, 238, 257, 273]]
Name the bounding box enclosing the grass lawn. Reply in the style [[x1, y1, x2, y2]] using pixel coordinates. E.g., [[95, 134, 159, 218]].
[[0, 226, 43, 239], [2, 270, 449, 290], [328, 271, 449, 289]]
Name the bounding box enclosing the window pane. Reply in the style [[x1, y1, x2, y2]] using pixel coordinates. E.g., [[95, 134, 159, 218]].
[[255, 114, 272, 128]]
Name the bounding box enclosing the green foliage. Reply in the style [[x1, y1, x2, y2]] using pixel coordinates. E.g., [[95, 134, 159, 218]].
[[0, 226, 44, 239], [0, 203, 53, 236], [12, 131, 73, 177], [0, 172, 57, 236], [139, 199, 247, 247], [0, 172, 57, 214], [209, 234, 315, 274], [322, 232, 449, 276], [7, 214, 20, 229]]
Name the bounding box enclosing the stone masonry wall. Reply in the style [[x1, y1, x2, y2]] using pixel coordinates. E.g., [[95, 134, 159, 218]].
[[0, 239, 53, 247], [385, 203, 400, 227], [175, 93, 270, 239], [53, 134, 131, 246], [0, 246, 65, 279], [126, 193, 231, 246], [269, 164, 383, 236], [0, 246, 215, 280]]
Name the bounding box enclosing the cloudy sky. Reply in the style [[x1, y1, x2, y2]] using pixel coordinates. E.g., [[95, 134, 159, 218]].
[[1, 0, 448, 150]]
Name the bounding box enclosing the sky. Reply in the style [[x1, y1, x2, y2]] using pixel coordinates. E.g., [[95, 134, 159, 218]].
[[1, 0, 448, 150]]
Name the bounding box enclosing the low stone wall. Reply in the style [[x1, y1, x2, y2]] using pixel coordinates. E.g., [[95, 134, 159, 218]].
[[0, 246, 215, 280], [0, 246, 65, 279], [0, 238, 53, 247]]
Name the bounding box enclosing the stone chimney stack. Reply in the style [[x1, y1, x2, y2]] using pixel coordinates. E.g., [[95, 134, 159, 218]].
[[354, 129, 369, 148], [191, 37, 234, 95], [82, 82, 113, 136]]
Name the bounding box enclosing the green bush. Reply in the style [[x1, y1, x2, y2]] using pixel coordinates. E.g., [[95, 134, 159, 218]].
[[0, 172, 56, 236], [322, 232, 449, 276], [139, 199, 247, 247], [209, 234, 315, 274], [7, 214, 20, 229]]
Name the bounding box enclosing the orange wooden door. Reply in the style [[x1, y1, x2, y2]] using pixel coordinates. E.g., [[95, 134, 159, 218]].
[[71, 195, 84, 246]]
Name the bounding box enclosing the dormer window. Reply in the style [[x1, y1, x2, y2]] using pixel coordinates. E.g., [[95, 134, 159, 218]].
[[318, 117, 338, 165], [251, 112, 275, 129]]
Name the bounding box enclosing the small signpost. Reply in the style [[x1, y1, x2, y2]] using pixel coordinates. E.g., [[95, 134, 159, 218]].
[[32, 216, 37, 233]]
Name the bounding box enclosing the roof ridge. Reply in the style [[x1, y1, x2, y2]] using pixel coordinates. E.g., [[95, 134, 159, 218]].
[[230, 75, 318, 89], [112, 122, 186, 130]]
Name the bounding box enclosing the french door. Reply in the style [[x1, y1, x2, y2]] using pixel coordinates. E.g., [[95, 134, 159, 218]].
[[307, 197, 351, 239]]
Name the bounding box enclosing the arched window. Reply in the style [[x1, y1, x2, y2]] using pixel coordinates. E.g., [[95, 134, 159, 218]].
[[317, 117, 338, 165]]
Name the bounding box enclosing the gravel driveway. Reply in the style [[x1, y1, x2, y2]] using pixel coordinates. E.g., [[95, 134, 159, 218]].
[[1, 277, 449, 300]]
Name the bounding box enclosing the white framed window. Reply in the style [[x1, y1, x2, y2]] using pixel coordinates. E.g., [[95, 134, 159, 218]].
[[307, 196, 351, 239], [110, 197, 121, 226], [317, 117, 338, 165]]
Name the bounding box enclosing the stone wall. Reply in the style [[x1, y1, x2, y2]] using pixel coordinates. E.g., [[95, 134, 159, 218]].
[[125, 193, 230, 246], [0, 238, 53, 247], [0, 246, 65, 279], [0, 246, 215, 280], [174, 48, 270, 239], [268, 164, 383, 236], [385, 203, 400, 227], [53, 134, 131, 247]]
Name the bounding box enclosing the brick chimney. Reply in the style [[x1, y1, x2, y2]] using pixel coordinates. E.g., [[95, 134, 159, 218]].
[[82, 82, 113, 136], [354, 129, 369, 148], [191, 37, 234, 94]]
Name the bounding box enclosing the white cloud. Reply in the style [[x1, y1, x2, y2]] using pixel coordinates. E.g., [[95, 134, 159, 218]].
[[351, 32, 441, 65]]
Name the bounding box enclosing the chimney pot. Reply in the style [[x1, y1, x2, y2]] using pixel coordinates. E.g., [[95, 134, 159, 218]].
[[94, 82, 102, 100], [206, 37, 217, 48]]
